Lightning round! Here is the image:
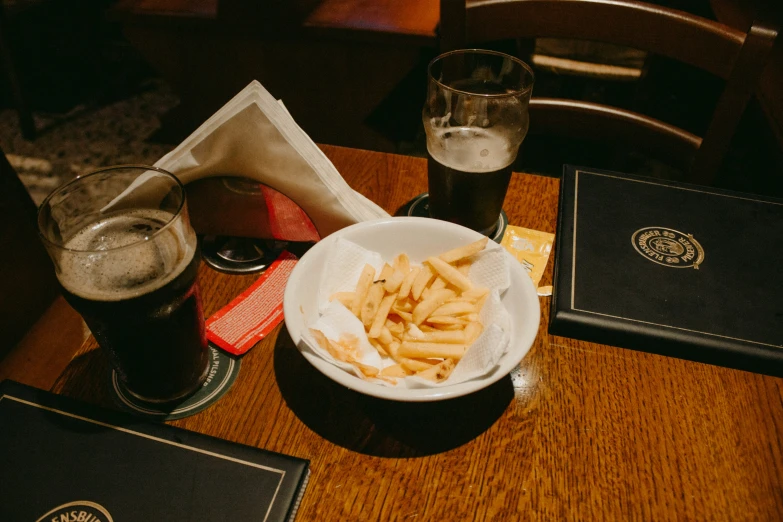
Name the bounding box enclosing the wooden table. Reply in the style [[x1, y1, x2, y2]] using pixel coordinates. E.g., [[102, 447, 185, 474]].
[[2, 145, 782, 520]]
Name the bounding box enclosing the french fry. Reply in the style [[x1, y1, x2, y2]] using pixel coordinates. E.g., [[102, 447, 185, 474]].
[[387, 340, 401, 358], [361, 280, 386, 326], [475, 293, 489, 313], [427, 256, 472, 292], [431, 323, 465, 331], [350, 264, 376, 317], [462, 287, 490, 300], [369, 338, 389, 357], [412, 288, 456, 325], [393, 310, 413, 322], [310, 328, 337, 354], [385, 320, 404, 336], [464, 321, 483, 344], [431, 301, 476, 317], [316, 237, 494, 387], [450, 296, 479, 303], [393, 253, 410, 274], [422, 277, 447, 299], [380, 364, 411, 378], [425, 315, 467, 325], [384, 269, 405, 293], [378, 325, 395, 346], [311, 329, 358, 362], [398, 341, 466, 360], [313, 329, 390, 381], [411, 265, 435, 300], [416, 358, 457, 382], [397, 266, 420, 301], [438, 237, 488, 263], [378, 263, 394, 284], [411, 329, 465, 344], [329, 291, 355, 308], [353, 361, 381, 378], [368, 293, 398, 338], [399, 357, 437, 372], [393, 299, 414, 312]]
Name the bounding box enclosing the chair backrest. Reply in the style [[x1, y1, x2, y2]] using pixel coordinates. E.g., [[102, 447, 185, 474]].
[[439, 0, 777, 185], [0, 149, 59, 357]]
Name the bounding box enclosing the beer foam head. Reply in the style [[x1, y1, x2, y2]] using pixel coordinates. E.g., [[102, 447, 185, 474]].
[[58, 209, 197, 301], [425, 127, 518, 173]]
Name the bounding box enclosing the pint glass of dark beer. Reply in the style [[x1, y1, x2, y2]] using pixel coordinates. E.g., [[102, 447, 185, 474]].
[[423, 50, 534, 235], [37, 165, 210, 403]]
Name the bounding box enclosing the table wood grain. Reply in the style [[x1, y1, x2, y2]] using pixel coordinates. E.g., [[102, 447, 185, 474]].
[[3, 145, 782, 521]]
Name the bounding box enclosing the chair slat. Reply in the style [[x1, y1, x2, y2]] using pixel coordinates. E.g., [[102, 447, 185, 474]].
[[460, 0, 745, 79], [439, 0, 777, 185]]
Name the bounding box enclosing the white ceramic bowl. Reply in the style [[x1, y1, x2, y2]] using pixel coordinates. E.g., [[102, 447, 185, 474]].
[[282, 216, 540, 402]]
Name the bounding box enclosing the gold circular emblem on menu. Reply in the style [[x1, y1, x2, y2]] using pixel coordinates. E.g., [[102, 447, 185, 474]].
[[632, 227, 704, 269], [35, 500, 113, 522]]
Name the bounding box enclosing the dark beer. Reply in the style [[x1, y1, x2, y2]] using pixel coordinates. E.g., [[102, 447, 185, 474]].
[[58, 209, 209, 402], [425, 127, 517, 235], [427, 154, 512, 235]]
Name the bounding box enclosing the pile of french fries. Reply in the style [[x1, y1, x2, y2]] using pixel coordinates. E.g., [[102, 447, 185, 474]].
[[310, 237, 491, 384]]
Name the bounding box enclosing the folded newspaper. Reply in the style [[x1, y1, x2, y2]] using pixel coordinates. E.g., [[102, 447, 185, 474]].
[[155, 80, 389, 239]]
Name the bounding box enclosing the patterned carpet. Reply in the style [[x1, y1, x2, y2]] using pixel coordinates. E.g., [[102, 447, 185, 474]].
[[0, 79, 179, 205]]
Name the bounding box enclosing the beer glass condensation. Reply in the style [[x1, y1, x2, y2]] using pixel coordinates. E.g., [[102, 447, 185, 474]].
[[423, 50, 534, 235], [37, 165, 210, 403]]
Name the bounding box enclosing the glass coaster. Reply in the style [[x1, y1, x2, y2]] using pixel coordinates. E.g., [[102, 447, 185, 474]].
[[109, 345, 241, 421], [201, 236, 288, 274], [397, 193, 508, 243]]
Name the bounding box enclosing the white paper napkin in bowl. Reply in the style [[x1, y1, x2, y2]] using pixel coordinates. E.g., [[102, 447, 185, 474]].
[[153, 80, 389, 238], [301, 237, 512, 388]]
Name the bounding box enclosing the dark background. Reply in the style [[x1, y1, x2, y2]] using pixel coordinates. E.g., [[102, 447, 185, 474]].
[[1, 0, 782, 197]]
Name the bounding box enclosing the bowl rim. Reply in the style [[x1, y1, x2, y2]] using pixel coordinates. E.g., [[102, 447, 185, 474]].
[[282, 216, 541, 402]]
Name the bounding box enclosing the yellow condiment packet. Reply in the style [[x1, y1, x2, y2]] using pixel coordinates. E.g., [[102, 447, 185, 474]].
[[500, 225, 554, 288]]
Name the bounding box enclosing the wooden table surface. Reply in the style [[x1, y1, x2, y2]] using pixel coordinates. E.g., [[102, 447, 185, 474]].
[[2, 145, 782, 520]]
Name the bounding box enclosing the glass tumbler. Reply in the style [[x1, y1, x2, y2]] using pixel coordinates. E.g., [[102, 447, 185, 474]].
[[423, 49, 534, 235], [37, 165, 210, 403]]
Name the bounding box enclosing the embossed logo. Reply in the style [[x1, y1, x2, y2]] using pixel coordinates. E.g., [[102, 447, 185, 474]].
[[35, 501, 113, 522], [632, 227, 704, 269]]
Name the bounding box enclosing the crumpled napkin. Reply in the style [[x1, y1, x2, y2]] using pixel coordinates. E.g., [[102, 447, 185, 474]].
[[300, 237, 512, 387], [153, 80, 389, 238]]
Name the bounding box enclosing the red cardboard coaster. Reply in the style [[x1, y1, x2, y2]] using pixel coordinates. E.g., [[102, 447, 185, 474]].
[[207, 250, 298, 355]]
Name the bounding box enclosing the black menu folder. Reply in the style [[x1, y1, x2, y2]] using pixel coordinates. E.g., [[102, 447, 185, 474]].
[[549, 166, 783, 375], [0, 380, 310, 521]]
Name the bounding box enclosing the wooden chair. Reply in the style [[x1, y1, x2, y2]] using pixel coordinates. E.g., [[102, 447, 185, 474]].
[[0, 149, 86, 388], [439, 0, 778, 185]]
